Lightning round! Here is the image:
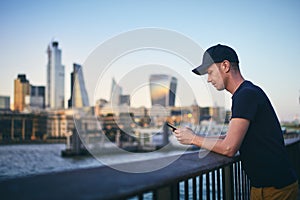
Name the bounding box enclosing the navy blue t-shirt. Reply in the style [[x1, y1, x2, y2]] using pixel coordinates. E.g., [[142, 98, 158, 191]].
[[231, 81, 297, 188]]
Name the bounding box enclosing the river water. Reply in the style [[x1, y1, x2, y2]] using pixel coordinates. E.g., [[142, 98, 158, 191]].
[[0, 143, 189, 181], [0, 144, 217, 199], [0, 143, 102, 181]]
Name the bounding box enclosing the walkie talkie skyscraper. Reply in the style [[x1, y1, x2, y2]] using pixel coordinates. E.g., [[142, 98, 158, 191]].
[[149, 74, 177, 107]]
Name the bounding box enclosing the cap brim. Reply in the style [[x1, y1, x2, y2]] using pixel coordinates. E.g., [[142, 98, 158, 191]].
[[192, 64, 209, 76]]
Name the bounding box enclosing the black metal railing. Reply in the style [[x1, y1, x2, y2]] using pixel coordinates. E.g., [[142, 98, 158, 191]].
[[130, 157, 251, 200], [0, 137, 299, 200]]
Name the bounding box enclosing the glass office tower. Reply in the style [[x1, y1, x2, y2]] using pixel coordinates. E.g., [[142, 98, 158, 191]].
[[68, 63, 89, 108], [149, 74, 177, 107], [46, 41, 65, 109]]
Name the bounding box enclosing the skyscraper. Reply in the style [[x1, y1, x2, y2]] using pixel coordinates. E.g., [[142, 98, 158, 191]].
[[68, 63, 89, 108], [25, 85, 45, 110], [149, 74, 177, 107], [14, 74, 30, 112], [110, 78, 123, 106], [0, 96, 10, 110], [46, 41, 65, 109], [119, 95, 130, 106]]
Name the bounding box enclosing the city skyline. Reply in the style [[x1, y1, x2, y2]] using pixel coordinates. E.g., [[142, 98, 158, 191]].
[[0, 1, 300, 122]]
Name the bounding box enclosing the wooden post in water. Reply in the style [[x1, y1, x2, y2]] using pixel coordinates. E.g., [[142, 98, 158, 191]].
[[22, 118, 25, 140], [11, 118, 14, 140]]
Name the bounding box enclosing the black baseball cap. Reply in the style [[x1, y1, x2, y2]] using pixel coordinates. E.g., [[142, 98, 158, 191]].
[[192, 44, 239, 75]]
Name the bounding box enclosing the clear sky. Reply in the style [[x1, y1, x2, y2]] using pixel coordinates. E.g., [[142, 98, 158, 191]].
[[0, 0, 300, 122]]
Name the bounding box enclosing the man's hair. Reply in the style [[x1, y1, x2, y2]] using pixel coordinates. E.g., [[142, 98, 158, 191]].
[[230, 62, 240, 72]]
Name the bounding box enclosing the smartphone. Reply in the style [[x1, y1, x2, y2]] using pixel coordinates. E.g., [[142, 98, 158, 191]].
[[166, 122, 177, 131]]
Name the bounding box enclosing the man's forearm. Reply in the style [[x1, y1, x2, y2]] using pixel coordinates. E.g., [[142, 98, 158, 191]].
[[192, 135, 236, 157]]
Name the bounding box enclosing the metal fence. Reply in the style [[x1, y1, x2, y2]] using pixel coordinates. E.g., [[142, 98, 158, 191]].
[[130, 159, 250, 200], [0, 137, 299, 200]]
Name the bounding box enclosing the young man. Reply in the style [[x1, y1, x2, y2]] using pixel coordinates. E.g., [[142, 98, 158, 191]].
[[174, 44, 298, 199]]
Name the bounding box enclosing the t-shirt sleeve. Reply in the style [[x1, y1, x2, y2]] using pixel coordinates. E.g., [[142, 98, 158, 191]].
[[231, 89, 258, 121]]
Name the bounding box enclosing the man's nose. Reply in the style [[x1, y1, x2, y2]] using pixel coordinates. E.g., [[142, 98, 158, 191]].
[[207, 76, 211, 83]]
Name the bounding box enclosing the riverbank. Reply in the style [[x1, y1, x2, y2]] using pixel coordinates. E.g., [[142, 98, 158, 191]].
[[0, 138, 66, 145]]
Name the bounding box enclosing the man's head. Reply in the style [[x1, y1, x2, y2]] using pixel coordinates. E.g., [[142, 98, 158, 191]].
[[192, 44, 240, 91], [192, 44, 239, 75]]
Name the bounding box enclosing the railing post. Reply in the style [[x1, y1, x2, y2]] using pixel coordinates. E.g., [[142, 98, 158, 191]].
[[286, 139, 300, 183], [154, 183, 179, 200], [223, 165, 234, 200]]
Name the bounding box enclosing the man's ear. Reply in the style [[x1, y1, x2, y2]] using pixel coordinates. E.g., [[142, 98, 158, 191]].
[[223, 60, 231, 73]]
